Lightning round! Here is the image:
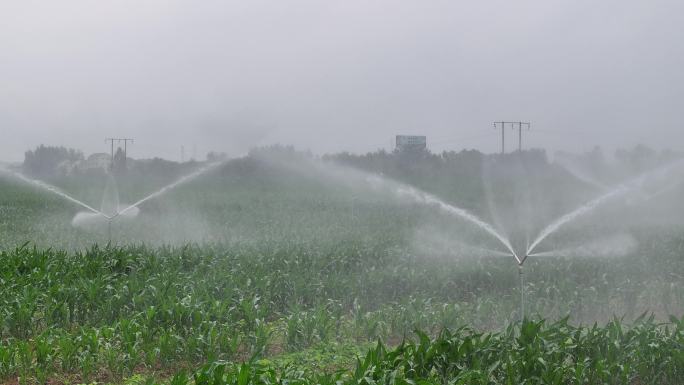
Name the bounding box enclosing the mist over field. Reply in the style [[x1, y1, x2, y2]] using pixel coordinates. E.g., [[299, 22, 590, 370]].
[[1, 1, 684, 384]]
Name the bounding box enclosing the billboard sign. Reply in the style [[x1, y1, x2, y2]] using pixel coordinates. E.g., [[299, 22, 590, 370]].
[[396, 135, 427, 149]]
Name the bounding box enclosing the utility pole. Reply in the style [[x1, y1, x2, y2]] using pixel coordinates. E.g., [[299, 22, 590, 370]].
[[514, 122, 531, 152], [493, 122, 507, 154], [492, 122, 531, 154], [105, 138, 134, 170]]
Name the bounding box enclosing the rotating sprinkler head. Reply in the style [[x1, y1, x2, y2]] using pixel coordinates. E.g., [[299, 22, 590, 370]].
[[71, 205, 140, 229], [512, 252, 529, 266]]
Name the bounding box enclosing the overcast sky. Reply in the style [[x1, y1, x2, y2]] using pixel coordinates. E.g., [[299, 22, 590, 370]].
[[1, 0, 683, 162]]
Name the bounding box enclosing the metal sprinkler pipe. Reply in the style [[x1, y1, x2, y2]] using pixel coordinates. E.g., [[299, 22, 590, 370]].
[[515, 254, 529, 322], [104, 211, 118, 244], [518, 263, 525, 321]]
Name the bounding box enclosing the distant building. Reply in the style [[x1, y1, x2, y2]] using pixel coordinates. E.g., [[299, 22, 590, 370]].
[[396, 135, 427, 151], [56, 160, 78, 175], [77, 153, 111, 172]]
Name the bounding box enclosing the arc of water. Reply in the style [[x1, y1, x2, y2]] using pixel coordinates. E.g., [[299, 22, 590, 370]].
[[116, 161, 224, 217], [0, 166, 111, 219], [384, 180, 519, 261], [450, 242, 516, 259], [297, 160, 519, 262], [527, 159, 684, 256], [528, 232, 638, 259], [555, 158, 608, 191]]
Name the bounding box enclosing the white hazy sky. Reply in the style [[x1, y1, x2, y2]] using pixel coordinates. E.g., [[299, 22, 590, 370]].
[[1, 0, 683, 161]]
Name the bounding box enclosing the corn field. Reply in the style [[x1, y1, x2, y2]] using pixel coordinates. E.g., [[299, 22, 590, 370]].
[[0, 155, 683, 384]]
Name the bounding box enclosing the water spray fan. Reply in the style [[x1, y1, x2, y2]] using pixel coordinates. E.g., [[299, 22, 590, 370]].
[[71, 161, 225, 233], [71, 174, 140, 232]]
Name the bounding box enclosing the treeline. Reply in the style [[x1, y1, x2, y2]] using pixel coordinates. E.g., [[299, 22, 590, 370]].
[[22, 143, 681, 186], [23, 145, 84, 177], [20, 145, 201, 181], [229, 144, 680, 219]]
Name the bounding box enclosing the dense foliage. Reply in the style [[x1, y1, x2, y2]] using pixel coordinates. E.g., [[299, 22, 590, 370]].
[[180, 317, 684, 385], [0, 238, 681, 383]]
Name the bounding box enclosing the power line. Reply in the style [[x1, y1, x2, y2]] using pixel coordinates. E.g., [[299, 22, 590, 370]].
[[429, 132, 499, 146]]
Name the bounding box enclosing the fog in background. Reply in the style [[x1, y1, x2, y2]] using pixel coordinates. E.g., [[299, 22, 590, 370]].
[[1, 0, 683, 161]]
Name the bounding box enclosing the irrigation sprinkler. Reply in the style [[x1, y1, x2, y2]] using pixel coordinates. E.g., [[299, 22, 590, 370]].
[[1, 158, 227, 246], [71, 162, 224, 239]]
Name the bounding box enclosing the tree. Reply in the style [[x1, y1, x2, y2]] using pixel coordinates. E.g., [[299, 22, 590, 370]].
[[113, 147, 126, 174], [615, 144, 657, 173], [23, 145, 83, 177], [207, 151, 228, 162]]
